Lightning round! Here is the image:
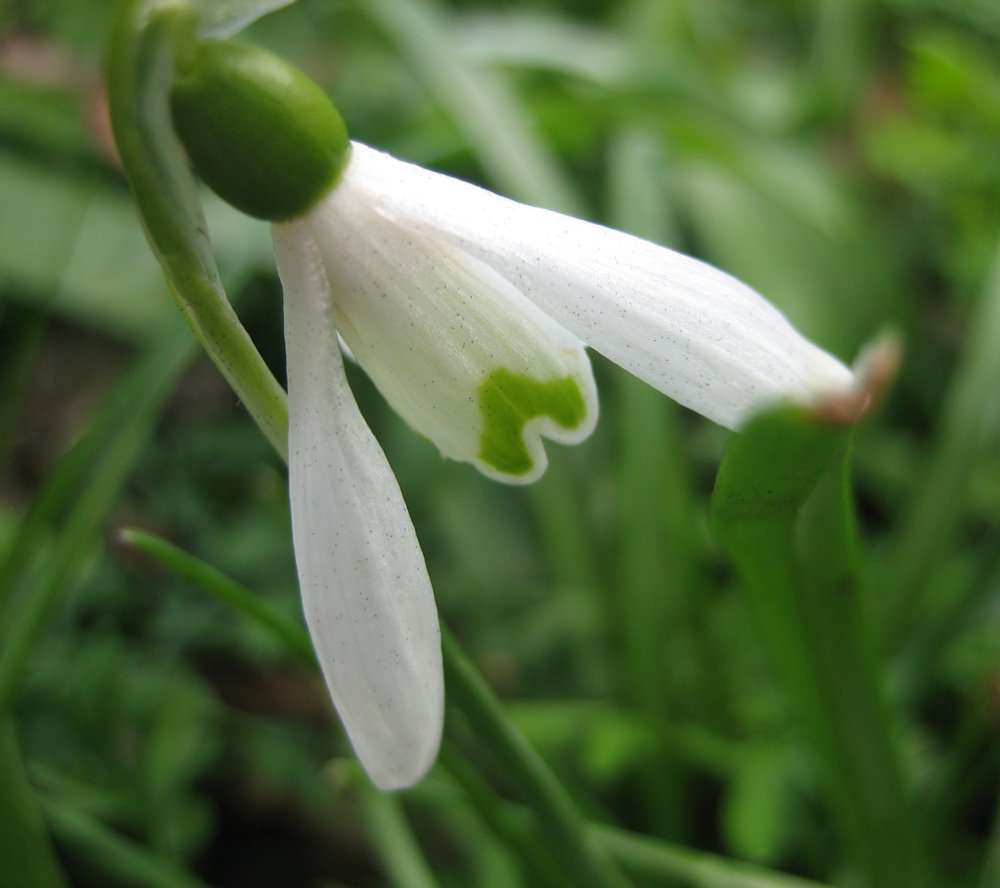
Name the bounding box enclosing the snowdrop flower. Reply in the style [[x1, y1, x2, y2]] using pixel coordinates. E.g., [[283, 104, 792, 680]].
[[170, 40, 855, 789]]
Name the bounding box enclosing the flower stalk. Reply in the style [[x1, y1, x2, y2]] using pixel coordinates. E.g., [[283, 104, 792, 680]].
[[711, 406, 926, 886], [108, 0, 289, 457], [441, 629, 632, 888]]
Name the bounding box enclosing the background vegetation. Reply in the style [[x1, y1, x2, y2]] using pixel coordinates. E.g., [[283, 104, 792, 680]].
[[1, 0, 998, 885]]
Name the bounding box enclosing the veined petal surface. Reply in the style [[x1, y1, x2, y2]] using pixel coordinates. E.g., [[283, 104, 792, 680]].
[[343, 142, 855, 430], [274, 224, 442, 790], [303, 189, 598, 484]]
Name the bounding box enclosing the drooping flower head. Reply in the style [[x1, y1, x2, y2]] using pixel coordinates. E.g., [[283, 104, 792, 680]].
[[170, 38, 858, 789]]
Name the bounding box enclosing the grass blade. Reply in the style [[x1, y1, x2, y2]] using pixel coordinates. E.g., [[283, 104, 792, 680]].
[[0, 323, 189, 610], [0, 720, 67, 888], [359, 0, 583, 215], [441, 628, 631, 888], [0, 325, 193, 713], [605, 126, 697, 837], [41, 796, 208, 888], [443, 738, 832, 888], [440, 742, 570, 888], [879, 242, 1000, 646], [118, 528, 316, 667], [592, 824, 829, 888]]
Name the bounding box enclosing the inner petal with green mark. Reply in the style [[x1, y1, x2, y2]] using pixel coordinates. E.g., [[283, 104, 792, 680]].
[[478, 370, 587, 477], [304, 191, 597, 485]]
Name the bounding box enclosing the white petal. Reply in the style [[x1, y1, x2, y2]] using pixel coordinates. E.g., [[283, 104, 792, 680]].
[[273, 223, 442, 790], [342, 142, 855, 429], [302, 186, 598, 485]]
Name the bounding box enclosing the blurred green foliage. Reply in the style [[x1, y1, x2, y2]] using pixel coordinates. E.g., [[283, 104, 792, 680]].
[[1, 0, 998, 886]]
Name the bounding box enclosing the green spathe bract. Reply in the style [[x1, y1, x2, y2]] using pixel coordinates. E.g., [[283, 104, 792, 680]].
[[478, 370, 586, 476], [170, 39, 349, 221]]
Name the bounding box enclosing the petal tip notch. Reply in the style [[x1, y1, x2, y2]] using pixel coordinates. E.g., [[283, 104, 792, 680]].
[[475, 367, 598, 485]]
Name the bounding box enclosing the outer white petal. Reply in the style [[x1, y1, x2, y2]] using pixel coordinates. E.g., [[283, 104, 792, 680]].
[[273, 223, 442, 790], [342, 142, 855, 430], [301, 185, 598, 485]]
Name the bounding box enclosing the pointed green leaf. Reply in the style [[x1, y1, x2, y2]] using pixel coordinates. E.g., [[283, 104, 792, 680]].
[[711, 405, 927, 887]]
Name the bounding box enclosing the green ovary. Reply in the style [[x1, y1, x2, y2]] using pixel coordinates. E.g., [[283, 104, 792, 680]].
[[478, 369, 586, 476]]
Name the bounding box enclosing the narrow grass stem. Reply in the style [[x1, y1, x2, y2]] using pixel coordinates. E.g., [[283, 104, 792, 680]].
[[440, 628, 631, 888], [592, 825, 829, 888], [359, 791, 439, 888], [445, 734, 831, 888], [118, 527, 316, 667], [439, 742, 570, 888]]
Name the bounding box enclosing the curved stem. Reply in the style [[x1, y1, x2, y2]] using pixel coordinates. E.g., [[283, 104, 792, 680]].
[[108, 0, 289, 458]]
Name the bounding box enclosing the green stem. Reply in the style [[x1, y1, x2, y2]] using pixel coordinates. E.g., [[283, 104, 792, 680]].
[[440, 742, 570, 888], [108, 0, 289, 458], [592, 825, 828, 888], [0, 720, 67, 888], [713, 409, 926, 886], [441, 629, 630, 888], [444, 736, 830, 888], [359, 791, 439, 888]]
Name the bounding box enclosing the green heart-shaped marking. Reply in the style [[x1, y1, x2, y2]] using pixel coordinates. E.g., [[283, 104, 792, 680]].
[[478, 369, 586, 476]]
